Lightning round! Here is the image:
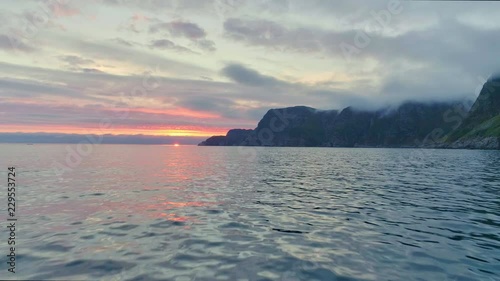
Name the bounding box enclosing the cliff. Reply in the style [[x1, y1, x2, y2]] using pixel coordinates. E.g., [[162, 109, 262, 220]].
[[445, 76, 500, 149], [325, 102, 463, 147], [199, 102, 469, 148], [243, 106, 338, 147]]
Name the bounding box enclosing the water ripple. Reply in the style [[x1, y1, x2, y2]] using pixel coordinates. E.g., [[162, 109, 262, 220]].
[[1, 145, 499, 280]]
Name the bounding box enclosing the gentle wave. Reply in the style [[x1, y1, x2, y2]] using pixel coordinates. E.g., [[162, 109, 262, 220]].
[[1, 145, 499, 280]]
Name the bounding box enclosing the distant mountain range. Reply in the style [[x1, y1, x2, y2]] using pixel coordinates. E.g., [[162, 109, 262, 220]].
[[200, 78, 500, 150]]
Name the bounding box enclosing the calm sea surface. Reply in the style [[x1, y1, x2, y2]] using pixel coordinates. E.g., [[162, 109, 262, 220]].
[[0, 144, 499, 281]]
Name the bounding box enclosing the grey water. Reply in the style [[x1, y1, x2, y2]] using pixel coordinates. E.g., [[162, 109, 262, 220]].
[[0, 144, 499, 281]]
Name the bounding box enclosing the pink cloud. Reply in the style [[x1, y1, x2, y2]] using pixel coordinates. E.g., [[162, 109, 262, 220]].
[[131, 13, 149, 22], [49, 2, 80, 18]]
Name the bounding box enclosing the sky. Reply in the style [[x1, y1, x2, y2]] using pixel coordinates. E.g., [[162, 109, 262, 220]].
[[1, 0, 500, 142]]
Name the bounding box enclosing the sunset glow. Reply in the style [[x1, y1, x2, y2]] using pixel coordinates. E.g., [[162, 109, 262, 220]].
[[0, 125, 231, 137]]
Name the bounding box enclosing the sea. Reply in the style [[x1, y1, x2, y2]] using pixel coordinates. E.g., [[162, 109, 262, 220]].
[[0, 144, 499, 281]]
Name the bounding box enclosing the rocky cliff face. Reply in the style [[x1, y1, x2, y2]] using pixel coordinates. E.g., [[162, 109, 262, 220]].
[[245, 106, 338, 147], [200, 102, 471, 148], [365, 102, 466, 147], [446, 77, 500, 149]]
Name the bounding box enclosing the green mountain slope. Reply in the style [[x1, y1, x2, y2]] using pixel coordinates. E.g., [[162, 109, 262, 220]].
[[444, 77, 500, 149], [447, 77, 500, 141]]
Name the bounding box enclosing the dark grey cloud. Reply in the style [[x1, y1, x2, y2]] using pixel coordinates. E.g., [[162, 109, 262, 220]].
[[81, 68, 105, 73], [111, 37, 135, 47], [196, 39, 216, 52], [168, 21, 206, 39], [148, 20, 216, 51], [149, 38, 174, 47], [149, 20, 206, 39], [176, 95, 241, 118], [221, 63, 288, 87], [148, 39, 195, 53]]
